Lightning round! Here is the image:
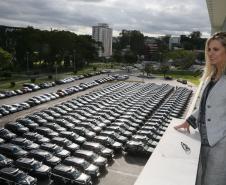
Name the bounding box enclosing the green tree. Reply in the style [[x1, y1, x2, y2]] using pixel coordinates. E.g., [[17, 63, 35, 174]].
[[0, 47, 12, 70], [144, 63, 154, 76], [165, 50, 195, 69]]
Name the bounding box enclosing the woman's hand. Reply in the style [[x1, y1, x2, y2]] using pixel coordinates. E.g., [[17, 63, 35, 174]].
[[174, 121, 190, 133]]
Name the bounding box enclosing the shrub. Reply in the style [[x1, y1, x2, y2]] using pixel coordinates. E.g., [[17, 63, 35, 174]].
[[10, 81, 15, 87], [30, 78, 36, 83], [48, 75, 53, 79]]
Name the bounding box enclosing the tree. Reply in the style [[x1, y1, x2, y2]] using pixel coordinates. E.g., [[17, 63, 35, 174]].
[[0, 47, 12, 70], [144, 63, 154, 76], [165, 50, 195, 69], [159, 65, 169, 77]]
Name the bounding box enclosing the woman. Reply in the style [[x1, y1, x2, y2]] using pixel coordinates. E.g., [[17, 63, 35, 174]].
[[174, 32, 226, 185]]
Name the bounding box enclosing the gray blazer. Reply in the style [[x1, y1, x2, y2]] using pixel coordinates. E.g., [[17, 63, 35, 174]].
[[189, 75, 226, 146]]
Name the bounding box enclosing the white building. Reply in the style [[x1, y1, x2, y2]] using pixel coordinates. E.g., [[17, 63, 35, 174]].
[[169, 37, 181, 50], [92, 23, 112, 58], [206, 0, 226, 33]]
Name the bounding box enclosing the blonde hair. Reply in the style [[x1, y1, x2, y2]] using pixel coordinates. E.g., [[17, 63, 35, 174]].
[[202, 32, 226, 81]]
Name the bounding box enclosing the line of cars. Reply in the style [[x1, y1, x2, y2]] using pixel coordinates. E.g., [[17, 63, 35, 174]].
[[0, 71, 106, 100], [0, 75, 116, 118], [0, 81, 192, 185]]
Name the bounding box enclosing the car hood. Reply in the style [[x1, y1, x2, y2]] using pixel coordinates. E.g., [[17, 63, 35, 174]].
[[86, 164, 99, 172], [76, 173, 91, 183], [56, 149, 70, 157], [94, 156, 107, 164], [36, 164, 51, 173]]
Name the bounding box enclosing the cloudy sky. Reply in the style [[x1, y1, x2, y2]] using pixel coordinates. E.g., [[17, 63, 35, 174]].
[[0, 0, 211, 37]]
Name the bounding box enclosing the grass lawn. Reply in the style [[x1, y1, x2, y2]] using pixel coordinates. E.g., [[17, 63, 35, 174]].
[[0, 62, 122, 91], [170, 74, 201, 86]]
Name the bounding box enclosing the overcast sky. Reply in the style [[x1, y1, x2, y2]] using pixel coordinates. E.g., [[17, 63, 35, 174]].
[[0, 0, 211, 37]]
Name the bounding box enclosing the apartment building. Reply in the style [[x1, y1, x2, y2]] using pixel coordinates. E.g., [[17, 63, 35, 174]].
[[92, 23, 112, 58]]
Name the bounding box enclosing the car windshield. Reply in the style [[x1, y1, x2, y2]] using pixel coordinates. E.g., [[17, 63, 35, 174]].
[[32, 161, 42, 169], [92, 153, 98, 159], [45, 153, 53, 159], [0, 154, 5, 160], [70, 169, 79, 178], [83, 161, 90, 168], [54, 146, 62, 152], [15, 172, 26, 181]]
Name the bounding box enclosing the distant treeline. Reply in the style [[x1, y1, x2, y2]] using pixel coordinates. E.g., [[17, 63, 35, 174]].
[[0, 25, 98, 72]]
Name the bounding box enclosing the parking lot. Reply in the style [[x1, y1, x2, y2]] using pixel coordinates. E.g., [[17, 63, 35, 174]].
[[0, 74, 196, 185]]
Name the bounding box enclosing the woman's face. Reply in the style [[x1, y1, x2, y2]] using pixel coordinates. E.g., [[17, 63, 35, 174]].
[[208, 39, 226, 67]]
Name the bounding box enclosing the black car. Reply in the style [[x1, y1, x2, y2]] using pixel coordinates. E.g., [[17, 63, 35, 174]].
[[10, 137, 40, 151], [59, 131, 86, 144], [55, 119, 75, 129], [52, 137, 80, 153], [0, 154, 13, 168], [43, 122, 66, 132], [28, 149, 61, 168], [92, 136, 123, 152], [35, 127, 59, 138], [63, 156, 100, 179], [82, 141, 114, 160], [0, 167, 37, 185], [42, 109, 61, 118], [16, 118, 39, 131], [34, 112, 55, 122], [52, 164, 92, 185], [5, 122, 29, 135], [77, 122, 102, 133], [72, 127, 96, 140], [40, 143, 70, 159], [26, 115, 47, 125], [100, 130, 127, 144], [0, 143, 28, 159], [0, 128, 16, 141], [14, 157, 51, 178], [73, 149, 108, 170], [124, 140, 154, 156], [24, 132, 50, 144]]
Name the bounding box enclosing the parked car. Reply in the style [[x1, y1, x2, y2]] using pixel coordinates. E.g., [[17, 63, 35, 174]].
[[40, 143, 70, 159], [14, 157, 51, 178], [23, 83, 40, 91], [0, 128, 16, 141], [0, 143, 28, 159], [92, 136, 123, 152], [82, 141, 114, 160], [10, 137, 39, 151], [35, 127, 59, 138], [63, 156, 100, 179], [59, 131, 86, 145], [28, 149, 61, 168], [52, 164, 92, 185], [24, 132, 50, 144], [0, 154, 13, 168], [52, 137, 80, 153], [0, 167, 37, 185], [73, 149, 108, 170], [5, 122, 29, 136], [1, 104, 17, 113]]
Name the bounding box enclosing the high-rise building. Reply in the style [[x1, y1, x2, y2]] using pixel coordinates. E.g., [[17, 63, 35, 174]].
[[92, 23, 112, 58]]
